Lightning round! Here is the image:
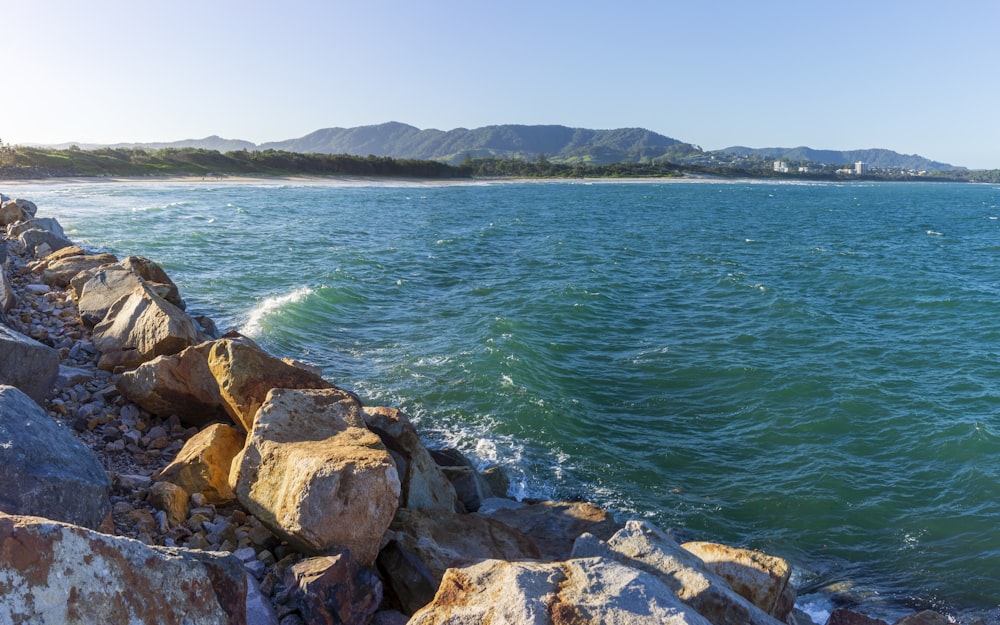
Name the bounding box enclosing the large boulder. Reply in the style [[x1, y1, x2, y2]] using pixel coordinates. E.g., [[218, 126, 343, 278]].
[[39, 252, 118, 288], [362, 406, 458, 512], [682, 541, 795, 620], [8, 217, 66, 240], [203, 337, 333, 432], [155, 422, 244, 505], [572, 520, 786, 625], [429, 447, 495, 512], [408, 557, 714, 625], [77, 256, 183, 326], [230, 387, 399, 566], [279, 554, 383, 625], [116, 344, 227, 426], [92, 282, 200, 363], [478, 498, 621, 561], [0, 385, 110, 529], [0, 326, 59, 405], [18, 227, 73, 257], [0, 512, 277, 624], [0, 198, 35, 226], [385, 507, 541, 585]]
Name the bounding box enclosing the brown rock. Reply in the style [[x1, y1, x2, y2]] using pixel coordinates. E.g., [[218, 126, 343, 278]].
[[827, 608, 890, 625], [363, 406, 459, 512], [0, 199, 29, 225], [156, 423, 245, 504], [204, 338, 333, 431], [387, 507, 540, 584], [682, 541, 795, 620], [892, 611, 952, 625], [0, 512, 277, 624], [40, 253, 119, 288], [281, 553, 382, 625], [479, 498, 621, 561], [148, 481, 190, 527], [116, 344, 226, 426], [376, 540, 439, 615], [230, 388, 399, 565], [92, 282, 200, 362]]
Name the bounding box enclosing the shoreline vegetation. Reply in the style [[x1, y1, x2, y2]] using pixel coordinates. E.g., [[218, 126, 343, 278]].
[[0, 195, 972, 623], [3, 143, 1000, 183]]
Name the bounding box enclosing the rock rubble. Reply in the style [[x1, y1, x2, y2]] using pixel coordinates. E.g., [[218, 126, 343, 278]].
[[0, 193, 956, 625]]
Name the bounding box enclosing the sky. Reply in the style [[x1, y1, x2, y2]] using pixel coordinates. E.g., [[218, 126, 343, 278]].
[[3, 0, 999, 168]]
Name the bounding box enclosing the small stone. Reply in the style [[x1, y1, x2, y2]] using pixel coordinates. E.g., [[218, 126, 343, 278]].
[[233, 547, 257, 563]]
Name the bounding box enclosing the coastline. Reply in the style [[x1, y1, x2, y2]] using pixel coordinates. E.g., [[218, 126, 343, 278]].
[[0, 190, 976, 624]]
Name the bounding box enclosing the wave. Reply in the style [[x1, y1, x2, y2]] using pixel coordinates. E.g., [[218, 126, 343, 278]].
[[239, 287, 315, 337]]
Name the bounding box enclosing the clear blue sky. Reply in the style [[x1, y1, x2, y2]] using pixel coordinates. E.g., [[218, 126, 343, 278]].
[[4, 0, 998, 168]]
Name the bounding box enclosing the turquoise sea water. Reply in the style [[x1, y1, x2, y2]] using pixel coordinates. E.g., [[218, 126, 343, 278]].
[[13, 178, 1000, 620]]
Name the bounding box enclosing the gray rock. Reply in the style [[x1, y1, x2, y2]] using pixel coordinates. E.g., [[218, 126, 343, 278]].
[[0, 511, 278, 624], [478, 498, 621, 561], [0, 385, 111, 529], [0, 325, 59, 404], [408, 557, 715, 625], [7, 217, 66, 240], [17, 227, 73, 257], [572, 520, 787, 625]]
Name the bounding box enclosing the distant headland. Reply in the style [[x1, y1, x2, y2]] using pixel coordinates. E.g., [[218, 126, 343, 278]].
[[4, 123, 999, 182]]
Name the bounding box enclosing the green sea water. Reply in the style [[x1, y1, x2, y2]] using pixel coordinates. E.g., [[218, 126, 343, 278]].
[[17, 178, 1000, 621]]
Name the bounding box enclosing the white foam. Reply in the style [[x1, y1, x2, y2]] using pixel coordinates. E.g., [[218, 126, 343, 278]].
[[240, 287, 314, 337]]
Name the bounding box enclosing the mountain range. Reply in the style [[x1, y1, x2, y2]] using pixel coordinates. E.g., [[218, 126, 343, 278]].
[[46, 122, 963, 171]]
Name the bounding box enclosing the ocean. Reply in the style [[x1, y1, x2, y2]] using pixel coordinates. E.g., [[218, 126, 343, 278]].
[[12, 177, 1000, 621]]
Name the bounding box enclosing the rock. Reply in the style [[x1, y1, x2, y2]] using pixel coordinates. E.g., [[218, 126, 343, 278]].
[[408, 557, 715, 625], [155, 422, 245, 504], [280, 553, 382, 625], [18, 227, 73, 257], [92, 281, 200, 363], [204, 337, 333, 432], [77, 257, 183, 326], [116, 344, 226, 425], [0, 385, 111, 529], [478, 498, 621, 561], [481, 465, 510, 498], [230, 387, 399, 565], [55, 364, 97, 389], [571, 520, 786, 625], [681, 541, 795, 620], [0, 325, 59, 404], [429, 447, 494, 512], [386, 507, 540, 585], [891, 611, 952, 625], [148, 481, 190, 527], [826, 608, 890, 625], [0, 266, 16, 315], [0, 511, 277, 624], [8, 217, 67, 240], [362, 406, 459, 512], [372, 611, 411, 625], [0, 198, 31, 225], [376, 540, 439, 615], [39, 252, 118, 288]]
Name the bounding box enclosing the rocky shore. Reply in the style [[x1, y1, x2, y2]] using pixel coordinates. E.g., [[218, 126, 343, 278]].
[[0, 193, 957, 624]]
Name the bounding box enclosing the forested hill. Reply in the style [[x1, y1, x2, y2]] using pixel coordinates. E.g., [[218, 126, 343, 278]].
[[721, 145, 961, 171], [256, 122, 701, 165]]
